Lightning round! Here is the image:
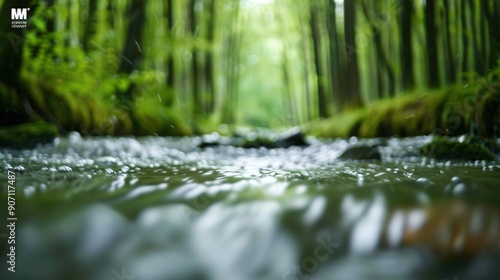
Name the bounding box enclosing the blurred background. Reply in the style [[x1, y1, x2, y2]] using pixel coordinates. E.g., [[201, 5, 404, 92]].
[[1, 0, 500, 280], [1, 0, 499, 135]]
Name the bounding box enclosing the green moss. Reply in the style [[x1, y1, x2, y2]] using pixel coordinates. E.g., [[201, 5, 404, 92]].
[[308, 82, 500, 139], [420, 136, 496, 161], [131, 100, 193, 136], [0, 121, 59, 148], [307, 109, 366, 138]]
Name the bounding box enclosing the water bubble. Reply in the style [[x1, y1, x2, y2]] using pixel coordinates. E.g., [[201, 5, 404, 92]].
[[24, 186, 36, 197], [68, 131, 81, 143], [416, 178, 427, 184], [13, 165, 25, 172], [451, 176, 461, 184], [452, 183, 467, 195], [58, 166, 72, 172], [105, 168, 115, 174]]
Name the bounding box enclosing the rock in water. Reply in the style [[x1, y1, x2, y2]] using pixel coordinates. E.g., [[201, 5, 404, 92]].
[[199, 127, 309, 149], [337, 144, 382, 160], [275, 130, 308, 148]]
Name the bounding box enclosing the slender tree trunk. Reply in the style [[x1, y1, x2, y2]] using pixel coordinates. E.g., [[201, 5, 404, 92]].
[[484, 1, 500, 69], [205, 0, 216, 114], [479, 1, 488, 72], [400, 0, 414, 90], [309, 6, 328, 118], [282, 52, 295, 125], [82, 0, 97, 52], [188, 0, 201, 117], [166, 0, 175, 90], [361, 1, 395, 97], [118, 0, 147, 103], [469, 0, 485, 75], [343, 0, 362, 108], [425, 0, 439, 87], [326, 0, 342, 111], [300, 24, 313, 122], [460, 0, 469, 76], [443, 0, 456, 83], [221, 1, 240, 125]]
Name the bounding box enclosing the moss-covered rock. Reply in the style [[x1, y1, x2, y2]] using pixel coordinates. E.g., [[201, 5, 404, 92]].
[[308, 89, 451, 138], [0, 121, 59, 148], [420, 136, 496, 161], [337, 144, 382, 160]]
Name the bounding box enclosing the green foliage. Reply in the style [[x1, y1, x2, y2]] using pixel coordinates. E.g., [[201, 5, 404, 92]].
[[0, 121, 59, 148], [0, 83, 21, 112], [132, 98, 192, 136], [306, 109, 366, 138], [0, 1, 196, 139]]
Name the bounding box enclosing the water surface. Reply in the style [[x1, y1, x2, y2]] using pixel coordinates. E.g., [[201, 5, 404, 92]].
[[1, 133, 499, 280]]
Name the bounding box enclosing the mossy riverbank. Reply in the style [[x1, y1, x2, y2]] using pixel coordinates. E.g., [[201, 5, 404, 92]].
[[0, 70, 193, 141], [308, 78, 500, 139]]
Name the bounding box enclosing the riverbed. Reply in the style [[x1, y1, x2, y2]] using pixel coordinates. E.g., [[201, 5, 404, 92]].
[[1, 133, 499, 280]]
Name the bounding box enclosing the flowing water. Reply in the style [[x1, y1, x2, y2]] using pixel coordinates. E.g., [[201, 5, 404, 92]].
[[1, 132, 500, 280]]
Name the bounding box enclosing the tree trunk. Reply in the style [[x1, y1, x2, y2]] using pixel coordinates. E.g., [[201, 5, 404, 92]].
[[484, 1, 500, 69], [361, 0, 396, 97], [83, 0, 98, 52], [205, 0, 216, 114], [425, 0, 439, 87], [326, 0, 342, 111], [221, 1, 240, 125], [460, 0, 469, 75], [442, 0, 456, 83], [166, 0, 175, 90], [118, 0, 147, 102], [469, 0, 485, 75], [400, 0, 414, 90], [300, 24, 313, 122], [309, 6, 328, 118], [343, 0, 362, 108], [188, 0, 201, 117], [282, 52, 295, 125]]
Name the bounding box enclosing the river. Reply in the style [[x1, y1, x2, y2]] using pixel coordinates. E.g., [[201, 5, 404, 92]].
[[1, 132, 499, 280]]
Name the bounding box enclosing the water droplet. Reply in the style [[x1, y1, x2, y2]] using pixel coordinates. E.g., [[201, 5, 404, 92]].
[[58, 166, 72, 172]]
